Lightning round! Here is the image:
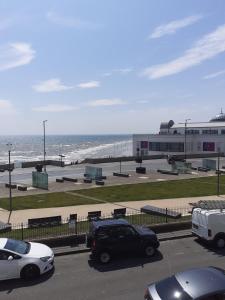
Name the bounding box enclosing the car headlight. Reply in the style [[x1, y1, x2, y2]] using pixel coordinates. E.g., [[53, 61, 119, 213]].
[[40, 256, 51, 262]]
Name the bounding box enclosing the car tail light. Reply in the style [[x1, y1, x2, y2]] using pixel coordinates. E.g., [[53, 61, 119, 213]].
[[92, 239, 96, 250], [208, 229, 212, 237]]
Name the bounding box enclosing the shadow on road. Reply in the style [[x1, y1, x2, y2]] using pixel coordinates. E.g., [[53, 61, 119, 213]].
[[88, 251, 163, 272], [194, 237, 225, 257], [0, 268, 54, 293]]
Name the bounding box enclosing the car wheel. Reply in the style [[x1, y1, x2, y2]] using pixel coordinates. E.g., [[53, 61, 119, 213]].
[[21, 264, 40, 280], [99, 251, 111, 264], [215, 236, 225, 249], [144, 245, 156, 257]]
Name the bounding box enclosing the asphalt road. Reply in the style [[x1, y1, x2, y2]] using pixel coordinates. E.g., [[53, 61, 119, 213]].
[[0, 158, 220, 185], [1, 236, 225, 300]]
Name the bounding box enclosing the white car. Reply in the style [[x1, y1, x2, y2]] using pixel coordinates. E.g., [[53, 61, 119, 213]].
[[0, 238, 54, 280]]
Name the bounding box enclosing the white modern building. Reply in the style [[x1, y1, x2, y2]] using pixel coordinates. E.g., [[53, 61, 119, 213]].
[[133, 111, 225, 157]]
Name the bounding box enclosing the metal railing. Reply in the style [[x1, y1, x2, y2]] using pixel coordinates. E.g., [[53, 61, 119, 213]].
[[0, 207, 191, 241]]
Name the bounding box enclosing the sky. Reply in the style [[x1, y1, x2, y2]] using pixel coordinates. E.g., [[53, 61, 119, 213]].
[[0, 0, 225, 134]]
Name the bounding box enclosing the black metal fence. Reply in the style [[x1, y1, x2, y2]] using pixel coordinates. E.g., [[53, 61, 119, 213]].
[[0, 207, 191, 241]]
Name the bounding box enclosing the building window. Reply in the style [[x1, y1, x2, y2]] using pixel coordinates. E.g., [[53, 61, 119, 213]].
[[202, 129, 218, 134], [140, 141, 148, 149], [203, 142, 215, 151], [186, 129, 199, 135], [149, 142, 184, 152], [221, 129, 225, 135]]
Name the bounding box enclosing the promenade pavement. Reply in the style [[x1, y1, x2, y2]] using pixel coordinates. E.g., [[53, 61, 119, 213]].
[[0, 194, 224, 224]]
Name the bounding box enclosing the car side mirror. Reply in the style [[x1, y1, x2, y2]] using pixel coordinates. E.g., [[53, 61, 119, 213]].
[[8, 256, 13, 261]]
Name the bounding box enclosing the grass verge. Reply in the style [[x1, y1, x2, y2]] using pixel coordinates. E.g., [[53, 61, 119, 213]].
[[0, 176, 225, 211]]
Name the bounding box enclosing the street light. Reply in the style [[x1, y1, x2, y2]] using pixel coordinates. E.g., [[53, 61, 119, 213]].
[[184, 119, 191, 161], [43, 120, 47, 172], [217, 147, 220, 196], [6, 143, 13, 214]]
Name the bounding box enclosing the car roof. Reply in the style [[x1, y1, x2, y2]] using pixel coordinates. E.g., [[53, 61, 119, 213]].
[[0, 238, 7, 249], [92, 218, 129, 229], [176, 267, 225, 298]]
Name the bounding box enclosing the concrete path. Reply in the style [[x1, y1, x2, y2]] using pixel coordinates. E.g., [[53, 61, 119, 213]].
[[0, 194, 224, 225]]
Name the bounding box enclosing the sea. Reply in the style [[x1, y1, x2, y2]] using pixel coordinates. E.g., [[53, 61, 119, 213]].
[[0, 135, 132, 164]]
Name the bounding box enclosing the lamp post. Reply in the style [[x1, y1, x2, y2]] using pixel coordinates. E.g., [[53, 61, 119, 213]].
[[6, 143, 13, 213], [43, 120, 47, 172], [184, 119, 191, 161], [217, 148, 220, 196]]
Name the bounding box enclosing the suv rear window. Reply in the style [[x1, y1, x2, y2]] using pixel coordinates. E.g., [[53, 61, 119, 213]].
[[155, 276, 192, 300]]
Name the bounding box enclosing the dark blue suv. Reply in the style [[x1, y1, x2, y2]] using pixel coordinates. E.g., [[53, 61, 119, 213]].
[[86, 219, 159, 263]]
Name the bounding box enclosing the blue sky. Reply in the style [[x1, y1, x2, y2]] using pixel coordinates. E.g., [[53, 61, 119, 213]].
[[0, 0, 225, 134]]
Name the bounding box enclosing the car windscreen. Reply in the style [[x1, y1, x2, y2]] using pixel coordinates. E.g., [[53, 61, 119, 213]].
[[155, 275, 192, 300], [4, 239, 30, 254]]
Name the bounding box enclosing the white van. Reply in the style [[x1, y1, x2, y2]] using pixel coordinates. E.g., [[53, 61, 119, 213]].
[[192, 207, 225, 248]]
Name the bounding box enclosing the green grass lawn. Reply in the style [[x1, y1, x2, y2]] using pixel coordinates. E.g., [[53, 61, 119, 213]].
[[0, 176, 225, 211]]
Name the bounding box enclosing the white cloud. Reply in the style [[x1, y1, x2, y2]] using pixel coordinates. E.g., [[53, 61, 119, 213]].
[[77, 81, 100, 89], [203, 69, 225, 79], [114, 68, 133, 74], [101, 72, 112, 77], [0, 42, 35, 71], [33, 78, 73, 93], [87, 98, 126, 107], [149, 14, 203, 39], [142, 24, 225, 79], [46, 11, 100, 30], [32, 104, 78, 112], [0, 99, 15, 114]]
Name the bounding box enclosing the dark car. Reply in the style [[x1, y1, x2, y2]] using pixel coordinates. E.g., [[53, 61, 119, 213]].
[[86, 218, 159, 264], [144, 266, 225, 300]]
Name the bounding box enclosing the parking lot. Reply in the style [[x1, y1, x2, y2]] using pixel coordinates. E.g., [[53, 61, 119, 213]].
[[1, 236, 225, 300]]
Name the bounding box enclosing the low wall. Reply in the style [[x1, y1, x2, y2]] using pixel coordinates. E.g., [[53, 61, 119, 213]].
[[0, 160, 64, 170], [81, 153, 224, 164]]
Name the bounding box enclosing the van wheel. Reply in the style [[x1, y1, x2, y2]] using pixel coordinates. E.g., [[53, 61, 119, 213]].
[[215, 236, 225, 249], [144, 245, 156, 257], [98, 251, 111, 264]]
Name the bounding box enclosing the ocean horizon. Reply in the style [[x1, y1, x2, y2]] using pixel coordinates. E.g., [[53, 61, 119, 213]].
[[0, 134, 132, 164]]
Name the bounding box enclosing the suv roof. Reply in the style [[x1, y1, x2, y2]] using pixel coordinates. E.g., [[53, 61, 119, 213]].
[[92, 218, 129, 230]]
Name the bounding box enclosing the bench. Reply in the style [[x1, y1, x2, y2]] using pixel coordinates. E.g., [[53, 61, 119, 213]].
[[5, 183, 17, 189], [28, 216, 62, 228], [112, 208, 126, 218], [17, 185, 27, 191], [87, 211, 101, 221], [95, 180, 104, 186], [157, 169, 179, 175], [197, 167, 210, 172], [62, 177, 78, 182], [113, 172, 129, 177], [83, 178, 92, 183], [56, 178, 64, 183], [136, 167, 146, 174]]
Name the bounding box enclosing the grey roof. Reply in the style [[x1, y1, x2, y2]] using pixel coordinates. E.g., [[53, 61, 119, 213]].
[[176, 267, 225, 298], [172, 121, 225, 129]]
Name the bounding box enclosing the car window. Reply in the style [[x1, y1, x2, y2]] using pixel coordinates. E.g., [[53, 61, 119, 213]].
[[0, 250, 11, 260], [4, 239, 30, 254], [96, 228, 109, 238], [155, 275, 192, 300], [119, 226, 137, 236]]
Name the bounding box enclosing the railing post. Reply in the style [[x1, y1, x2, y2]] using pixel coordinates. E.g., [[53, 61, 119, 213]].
[[21, 222, 24, 240], [166, 208, 168, 223]]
